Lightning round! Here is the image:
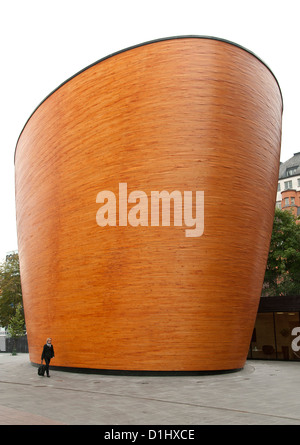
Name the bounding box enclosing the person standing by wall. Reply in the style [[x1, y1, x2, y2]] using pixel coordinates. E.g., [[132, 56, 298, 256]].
[[41, 337, 55, 377]]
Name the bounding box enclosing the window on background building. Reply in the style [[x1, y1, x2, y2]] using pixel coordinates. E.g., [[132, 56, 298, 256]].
[[276, 201, 282, 209], [248, 312, 300, 361], [286, 167, 298, 176], [291, 197, 295, 205], [274, 312, 300, 361], [249, 313, 276, 360], [298, 178, 300, 187], [285, 197, 289, 206], [284, 180, 293, 190], [278, 183, 281, 192]]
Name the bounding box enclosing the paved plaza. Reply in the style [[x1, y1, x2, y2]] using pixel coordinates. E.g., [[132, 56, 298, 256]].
[[0, 353, 299, 425]]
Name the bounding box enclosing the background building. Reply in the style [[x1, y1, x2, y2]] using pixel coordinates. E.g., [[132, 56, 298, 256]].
[[249, 153, 300, 362], [276, 152, 300, 218]]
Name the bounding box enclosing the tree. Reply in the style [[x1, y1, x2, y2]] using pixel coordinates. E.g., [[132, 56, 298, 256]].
[[263, 208, 300, 296], [7, 303, 25, 355], [0, 252, 24, 328]]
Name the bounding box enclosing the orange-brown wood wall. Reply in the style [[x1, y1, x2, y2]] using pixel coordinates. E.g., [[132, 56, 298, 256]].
[[15, 37, 283, 371]]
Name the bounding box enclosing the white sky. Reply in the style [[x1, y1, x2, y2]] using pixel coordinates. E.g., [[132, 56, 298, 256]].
[[1, 0, 299, 261]]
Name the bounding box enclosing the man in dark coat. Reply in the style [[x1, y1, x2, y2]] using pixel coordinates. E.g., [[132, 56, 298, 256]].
[[41, 337, 55, 377]]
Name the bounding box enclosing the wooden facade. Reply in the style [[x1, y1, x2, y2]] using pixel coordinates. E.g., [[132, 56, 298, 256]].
[[15, 37, 283, 372]]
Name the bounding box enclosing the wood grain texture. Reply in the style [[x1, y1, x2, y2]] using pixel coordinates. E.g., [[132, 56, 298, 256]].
[[15, 37, 283, 371]]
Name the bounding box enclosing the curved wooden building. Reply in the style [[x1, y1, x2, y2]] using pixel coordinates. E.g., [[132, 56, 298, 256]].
[[15, 36, 283, 372]]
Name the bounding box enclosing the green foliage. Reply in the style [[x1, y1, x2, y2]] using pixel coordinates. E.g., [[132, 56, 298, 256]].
[[7, 302, 25, 356], [7, 303, 25, 338], [0, 253, 24, 328], [264, 208, 300, 296]]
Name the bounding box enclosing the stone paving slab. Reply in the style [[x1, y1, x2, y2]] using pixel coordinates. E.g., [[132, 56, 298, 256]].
[[0, 404, 64, 425], [0, 353, 299, 425]]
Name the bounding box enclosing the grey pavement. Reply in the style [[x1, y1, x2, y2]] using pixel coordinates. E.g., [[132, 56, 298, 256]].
[[0, 353, 300, 425]]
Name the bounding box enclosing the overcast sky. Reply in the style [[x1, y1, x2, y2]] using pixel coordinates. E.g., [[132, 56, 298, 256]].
[[1, 0, 299, 261]]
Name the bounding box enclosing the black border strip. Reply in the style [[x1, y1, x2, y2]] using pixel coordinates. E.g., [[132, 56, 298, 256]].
[[32, 361, 243, 376], [259, 295, 300, 313], [14, 35, 283, 163]]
